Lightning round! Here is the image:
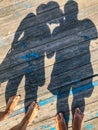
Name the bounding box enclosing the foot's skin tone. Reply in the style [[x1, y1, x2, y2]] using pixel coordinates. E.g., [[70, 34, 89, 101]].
[[72, 108, 84, 130], [55, 108, 84, 130], [10, 101, 39, 130], [55, 113, 67, 130], [0, 95, 20, 121]]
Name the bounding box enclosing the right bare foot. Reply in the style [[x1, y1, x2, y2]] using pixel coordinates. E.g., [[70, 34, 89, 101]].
[[10, 101, 39, 130], [55, 113, 67, 130], [72, 108, 84, 130], [5, 95, 21, 115]]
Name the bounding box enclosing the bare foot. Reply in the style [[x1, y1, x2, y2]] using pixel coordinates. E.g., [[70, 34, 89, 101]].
[[72, 108, 84, 130], [9, 124, 22, 130], [0, 112, 8, 121], [10, 101, 39, 130], [20, 101, 39, 128], [55, 113, 67, 130], [0, 95, 20, 121], [5, 95, 21, 114]]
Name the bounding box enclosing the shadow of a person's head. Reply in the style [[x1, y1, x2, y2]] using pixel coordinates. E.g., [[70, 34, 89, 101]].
[[64, 0, 78, 22], [10, 12, 36, 51], [36, 1, 63, 24]]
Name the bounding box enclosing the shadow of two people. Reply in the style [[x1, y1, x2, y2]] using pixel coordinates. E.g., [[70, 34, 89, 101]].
[[0, 0, 97, 127]]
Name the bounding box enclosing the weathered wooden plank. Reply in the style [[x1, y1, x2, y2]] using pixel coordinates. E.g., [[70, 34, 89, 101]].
[[1, 0, 98, 11], [0, 1, 98, 130], [1, 95, 98, 130], [0, 2, 98, 37], [0, 46, 97, 101], [0, 74, 98, 111], [0, 0, 15, 9], [0, 8, 98, 44], [3, 23, 97, 55], [0, 0, 64, 22], [46, 61, 98, 89], [0, 38, 98, 84], [0, 0, 98, 20], [0, 17, 97, 66], [0, 13, 97, 59], [24, 95, 98, 129], [0, 49, 97, 85], [0, 76, 98, 129], [1, 0, 98, 18], [0, 24, 97, 70]]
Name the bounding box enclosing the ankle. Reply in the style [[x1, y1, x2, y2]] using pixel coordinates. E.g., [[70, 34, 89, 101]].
[[3, 110, 9, 116], [0, 111, 9, 121], [72, 122, 81, 130], [21, 116, 30, 126], [20, 120, 29, 128], [5, 108, 12, 115], [72, 113, 83, 130]]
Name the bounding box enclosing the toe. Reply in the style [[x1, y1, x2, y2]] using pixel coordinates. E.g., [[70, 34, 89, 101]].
[[75, 108, 81, 114], [59, 113, 64, 118], [56, 114, 61, 120]]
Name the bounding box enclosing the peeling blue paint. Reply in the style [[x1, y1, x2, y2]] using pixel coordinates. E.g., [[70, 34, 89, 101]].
[[34, 122, 54, 130], [89, 115, 94, 119], [19, 41, 27, 48], [25, 4, 32, 9], [40, 125, 50, 129], [21, 52, 39, 61], [54, 81, 98, 99], [15, 12, 21, 17], [39, 95, 57, 106], [50, 128, 56, 130], [21, 55, 30, 61], [16, 3, 22, 7], [29, 52, 39, 59], [10, 108, 24, 117], [10, 81, 98, 121], [20, 52, 40, 74], [96, 113, 98, 117], [84, 36, 93, 40], [85, 123, 94, 130], [72, 81, 98, 95]]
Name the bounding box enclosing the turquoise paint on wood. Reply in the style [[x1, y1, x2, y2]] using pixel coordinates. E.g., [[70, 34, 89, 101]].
[[10, 80, 98, 118], [86, 123, 94, 130]]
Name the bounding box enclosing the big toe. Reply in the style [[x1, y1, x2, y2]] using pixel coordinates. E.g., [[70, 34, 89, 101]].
[[74, 108, 84, 120]]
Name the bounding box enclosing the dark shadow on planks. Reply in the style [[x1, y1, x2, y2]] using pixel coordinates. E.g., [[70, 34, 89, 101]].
[[47, 0, 97, 127], [0, 0, 97, 128]]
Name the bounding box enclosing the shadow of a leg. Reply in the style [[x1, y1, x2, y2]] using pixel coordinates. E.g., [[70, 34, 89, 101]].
[[72, 95, 85, 119], [5, 76, 23, 103], [57, 87, 70, 128], [24, 76, 38, 113]]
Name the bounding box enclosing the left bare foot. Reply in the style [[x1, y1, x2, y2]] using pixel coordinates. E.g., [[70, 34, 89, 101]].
[[9, 124, 22, 130], [0, 112, 8, 121], [0, 95, 20, 121], [5, 95, 21, 114], [55, 113, 67, 130]]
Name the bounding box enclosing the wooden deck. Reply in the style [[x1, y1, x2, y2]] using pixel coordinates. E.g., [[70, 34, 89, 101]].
[[0, 0, 98, 129]]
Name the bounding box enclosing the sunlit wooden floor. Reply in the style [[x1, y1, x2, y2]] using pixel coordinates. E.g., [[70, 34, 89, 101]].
[[0, 0, 98, 130]]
